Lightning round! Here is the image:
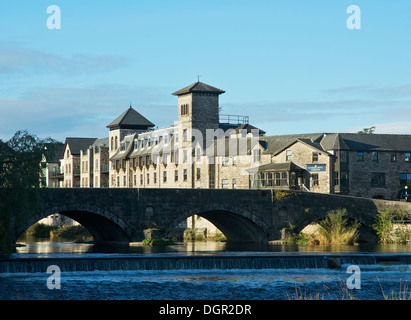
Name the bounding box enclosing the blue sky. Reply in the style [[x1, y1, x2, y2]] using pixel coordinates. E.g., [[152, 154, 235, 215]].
[[1, 0, 411, 142]]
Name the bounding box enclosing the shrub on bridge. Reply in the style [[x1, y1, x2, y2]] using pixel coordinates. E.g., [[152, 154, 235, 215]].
[[318, 208, 360, 245]]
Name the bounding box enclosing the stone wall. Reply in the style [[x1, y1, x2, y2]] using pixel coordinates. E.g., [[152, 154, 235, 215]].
[[348, 151, 410, 199]]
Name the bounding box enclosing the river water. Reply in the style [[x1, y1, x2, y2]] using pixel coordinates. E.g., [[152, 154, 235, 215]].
[[1, 240, 411, 300]]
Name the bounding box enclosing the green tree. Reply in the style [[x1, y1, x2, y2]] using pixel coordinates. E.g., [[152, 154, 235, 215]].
[[357, 126, 376, 134], [0, 130, 56, 253]]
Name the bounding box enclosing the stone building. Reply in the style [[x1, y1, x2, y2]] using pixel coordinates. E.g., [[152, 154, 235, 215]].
[[250, 133, 411, 200], [52, 80, 411, 237], [58, 81, 411, 202]]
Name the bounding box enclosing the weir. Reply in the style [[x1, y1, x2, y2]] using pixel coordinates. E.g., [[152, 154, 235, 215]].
[[2, 254, 408, 273]]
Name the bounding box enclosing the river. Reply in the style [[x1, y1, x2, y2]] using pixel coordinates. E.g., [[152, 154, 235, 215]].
[[1, 240, 411, 300]]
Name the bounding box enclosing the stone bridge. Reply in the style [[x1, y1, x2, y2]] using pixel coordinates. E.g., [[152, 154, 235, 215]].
[[11, 188, 411, 243]]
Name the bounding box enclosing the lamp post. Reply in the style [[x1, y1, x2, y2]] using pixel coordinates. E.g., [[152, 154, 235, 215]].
[[405, 185, 408, 202]]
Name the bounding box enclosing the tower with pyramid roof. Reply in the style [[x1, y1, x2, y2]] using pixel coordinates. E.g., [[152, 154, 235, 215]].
[[106, 106, 155, 158], [172, 81, 225, 149]]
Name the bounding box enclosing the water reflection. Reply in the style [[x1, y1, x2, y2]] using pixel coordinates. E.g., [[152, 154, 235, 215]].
[[13, 238, 411, 257]]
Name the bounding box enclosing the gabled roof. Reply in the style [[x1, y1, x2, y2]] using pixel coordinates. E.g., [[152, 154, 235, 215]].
[[63, 138, 97, 156], [92, 137, 109, 148], [320, 133, 411, 152], [172, 81, 225, 96], [106, 107, 155, 129], [44, 142, 64, 163], [259, 133, 325, 155]]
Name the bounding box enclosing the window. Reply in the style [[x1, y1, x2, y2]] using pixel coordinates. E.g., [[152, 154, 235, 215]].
[[153, 172, 157, 184], [222, 179, 229, 189], [357, 152, 364, 161], [232, 179, 237, 189], [340, 151, 347, 163], [286, 150, 292, 161], [371, 173, 385, 187], [196, 168, 201, 180], [281, 172, 288, 186], [183, 129, 188, 141], [174, 170, 178, 182], [123, 176, 126, 187], [163, 171, 167, 183], [406, 153, 411, 162], [222, 156, 229, 166], [140, 174, 143, 185], [117, 176, 120, 187], [400, 173, 411, 186], [391, 152, 397, 162], [334, 171, 339, 186], [183, 169, 188, 181], [183, 150, 188, 163], [134, 175, 136, 186], [312, 152, 318, 162], [372, 152, 378, 161], [312, 174, 319, 186], [253, 149, 261, 163], [147, 173, 150, 185], [181, 104, 189, 116], [232, 156, 237, 166]]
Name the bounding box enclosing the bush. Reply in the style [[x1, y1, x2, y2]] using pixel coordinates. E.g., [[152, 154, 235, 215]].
[[318, 208, 360, 245], [51, 225, 92, 241], [32, 223, 57, 239]]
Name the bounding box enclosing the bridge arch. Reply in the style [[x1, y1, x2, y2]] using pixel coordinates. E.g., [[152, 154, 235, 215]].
[[166, 204, 271, 243], [17, 204, 132, 242]]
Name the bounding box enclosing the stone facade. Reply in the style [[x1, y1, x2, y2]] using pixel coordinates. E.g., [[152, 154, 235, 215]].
[[48, 81, 411, 237]]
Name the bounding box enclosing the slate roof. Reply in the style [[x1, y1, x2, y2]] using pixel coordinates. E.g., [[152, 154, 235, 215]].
[[218, 123, 266, 135], [172, 81, 225, 96], [248, 162, 305, 172], [106, 107, 155, 129], [259, 133, 325, 155], [258, 133, 411, 156], [321, 133, 411, 152], [63, 138, 98, 156], [44, 142, 64, 163], [92, 137, 109, 148], [110, 134, 136, 161]]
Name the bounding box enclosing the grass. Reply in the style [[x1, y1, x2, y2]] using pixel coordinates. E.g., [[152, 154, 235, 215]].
[[287, 278, 411, 300], [318, 208, 359, 245], [378, 278, 411, 300], [284, 208, 360, 245]]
